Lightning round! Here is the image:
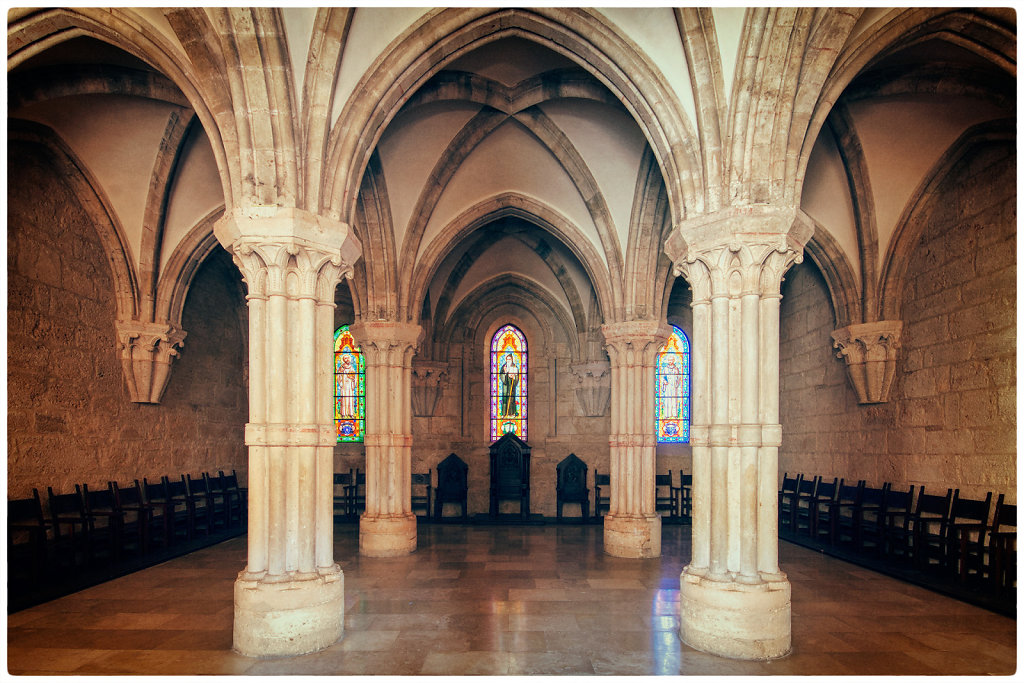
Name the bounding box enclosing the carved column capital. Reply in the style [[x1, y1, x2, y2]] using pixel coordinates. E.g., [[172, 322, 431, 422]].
[[115, 320, 187, 403], [665, 205, 813, 300], [214, 206, 362, 302], [349, 321, 424, 366], [569, 360, 611, 417], [832, 320, 904, 404], [601, 320, 672, 364]]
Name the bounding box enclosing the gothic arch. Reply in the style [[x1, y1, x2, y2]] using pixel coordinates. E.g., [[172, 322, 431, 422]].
[[878, 118, 1015, 321], [155, 207, 226, 328], [407, 193, 615, 329], [9, 118, 140, 321], [324, 7, 700, 240], [801, 8, 1016, 200], [801, 217, 861, 329], [9, 8, 234, 207]]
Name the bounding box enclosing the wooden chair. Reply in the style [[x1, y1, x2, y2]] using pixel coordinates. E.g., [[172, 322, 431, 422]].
[[778, 473, 800, 530], [112, 480, 154, 554], [555, 453, 589, 522], [489, 433, 531, 519], [855, 483, 892, 555], [655, 472, 677, 518], [159, 476, 197, 542], [678, 472, 693, 521], [333, 470, 356, 519], [944, 489, 992, 581], [808, 477, 839, 540], [142, 477, 185, 545], [181, 474, 215, 536], [886, 486, 952, 568], [594, 470, 611, 517], [212, 470, 244, 527], [8, 488, 50, 580], [81, 482, 124, 565], [411, 470, 432, 519], [46, 486, 90, 569], [825, 479, 864, 546], [434, 453, 468, 520], [987, 494, 1016, 593], [790, 475, 821, 535]]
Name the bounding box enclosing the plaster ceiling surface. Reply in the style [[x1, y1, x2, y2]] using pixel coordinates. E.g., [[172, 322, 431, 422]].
[[160, 124, 224, 274]]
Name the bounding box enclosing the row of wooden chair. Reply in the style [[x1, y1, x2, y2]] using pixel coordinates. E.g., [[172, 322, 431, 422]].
[[778, 473, 1015, 593], [8, 471, 246, 579], [332, 457, 695, 523]]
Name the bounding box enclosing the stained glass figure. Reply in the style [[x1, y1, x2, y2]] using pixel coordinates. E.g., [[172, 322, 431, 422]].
[[334, 325, 365, 443], [656, 325, 690, 443], [490, 324, 527, 441]]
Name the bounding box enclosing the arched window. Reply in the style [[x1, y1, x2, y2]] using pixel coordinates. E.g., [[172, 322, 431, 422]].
[[490, 324, 527, 441], [334, 325, 365, 443], [656, 325, 690, 443]]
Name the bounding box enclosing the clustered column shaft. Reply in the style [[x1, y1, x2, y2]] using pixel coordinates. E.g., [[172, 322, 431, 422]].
[[215, 207, 360, 658], [601, 320, 671, 559], [350, 321, 423, 557]]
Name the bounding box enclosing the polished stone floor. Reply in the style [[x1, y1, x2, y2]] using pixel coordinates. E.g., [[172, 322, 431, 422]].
[[6, 522, 1017, 675]]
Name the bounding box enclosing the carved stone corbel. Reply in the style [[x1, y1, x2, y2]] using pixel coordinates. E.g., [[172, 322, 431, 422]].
[[115, 320, 187, 403], [568, 360, 611, 417], [831, 320, 903, 404], [411, 360, 449, 417]]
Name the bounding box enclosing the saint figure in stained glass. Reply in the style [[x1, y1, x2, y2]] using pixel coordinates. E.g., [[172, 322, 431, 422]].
[[490, 324, 527, 441], [656, 326, 690, 443], [334, 325, 365, 443]]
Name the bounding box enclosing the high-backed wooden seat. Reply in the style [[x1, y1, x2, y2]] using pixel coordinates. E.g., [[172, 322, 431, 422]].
[[988, 494, 1016, 593], [824, 479, 864, 546], [489, 433, 531, 519], [47, 486, 90, 569], [112, 480, 154, 554], [351, 469, 366, 516], [807, 477, 839, 539], [9, 488, 50, 580], [435, 453, 469, 520], [944, 489, 992, 581], [855, 483, 893, 555], [678, 472, 693, 521], [212, 470, 244, 527], [778, 473, 800, 529], [886, 486, 952, 567], [81, 482, 124, 565], [790, 475, 821, 534], [333, 469, 355, 519], [594, 471, 611, 517], [555, 454, 589, 522]]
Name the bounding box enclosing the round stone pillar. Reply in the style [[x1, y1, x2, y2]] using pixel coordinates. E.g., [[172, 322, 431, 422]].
[[349, 321, 423, 557], [215, 207, 360, 657], [665, 205, 813, 660], [601, 320, 672, 559]]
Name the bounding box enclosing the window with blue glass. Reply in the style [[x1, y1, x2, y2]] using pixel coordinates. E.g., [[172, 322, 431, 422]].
[[655, 325, 690, 443]]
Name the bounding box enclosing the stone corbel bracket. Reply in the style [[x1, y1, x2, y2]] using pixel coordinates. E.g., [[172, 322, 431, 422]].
[[569, 360, 611, 417], [831, 320, 903, 404], [411, 360, 449, 417], [116, 320, 188, 403]]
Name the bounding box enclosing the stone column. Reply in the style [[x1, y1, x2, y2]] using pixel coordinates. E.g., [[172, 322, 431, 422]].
[[831, 321, 903, 404], [601, 320, 672, 558], [215, 207, 360, 658], [115, 320, 187, 403], [349, 321, 423, 557], [664, 205, 812, 660]]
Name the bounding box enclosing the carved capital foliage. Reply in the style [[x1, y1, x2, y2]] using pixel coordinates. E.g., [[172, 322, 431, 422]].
[[214, 206, 361, 302], [411, 360, 449, 417], [601, 320, 672, 367], [831, 320, 903, 404], [569, 360, 611, 417], [665, 205, 813, 300], [349, 321, 424, 367], [115, 320, 188, 403]]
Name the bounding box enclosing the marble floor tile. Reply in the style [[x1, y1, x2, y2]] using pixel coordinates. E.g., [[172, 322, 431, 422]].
[[6, 522, 1016, 676]]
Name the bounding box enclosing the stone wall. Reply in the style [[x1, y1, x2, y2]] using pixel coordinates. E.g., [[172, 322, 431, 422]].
[[780, 141, 1016, 503], [7, 143, 248, 498]]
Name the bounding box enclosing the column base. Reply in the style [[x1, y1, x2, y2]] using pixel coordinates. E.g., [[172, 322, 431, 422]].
[[359, 513, 417, 557], [679, 567, 791, 660], [233, 567, 344, 657], [603, 513, 661, 558]]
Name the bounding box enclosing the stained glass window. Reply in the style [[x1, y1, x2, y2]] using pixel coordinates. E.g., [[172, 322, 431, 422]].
[[656, 325, 690, 443], [334, 325, 365, 443], [490, 324, 527, 441]]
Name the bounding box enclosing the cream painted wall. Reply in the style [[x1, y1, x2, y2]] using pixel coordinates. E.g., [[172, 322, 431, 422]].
[[420, 120, 602, 266], [800, 125, 860, 277], [16, 94, 181, 268], [377, 101, 480, 255]]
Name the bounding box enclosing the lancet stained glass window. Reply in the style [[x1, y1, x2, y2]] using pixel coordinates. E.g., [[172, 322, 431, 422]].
[[490, 324, 527, 441], [334, 325, 365, 443], [656, 325, 690, 443]]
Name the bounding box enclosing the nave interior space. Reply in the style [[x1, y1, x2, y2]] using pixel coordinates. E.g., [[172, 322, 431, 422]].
[[7, 6, 1015, 664], [6, 524, 1018, 676]]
